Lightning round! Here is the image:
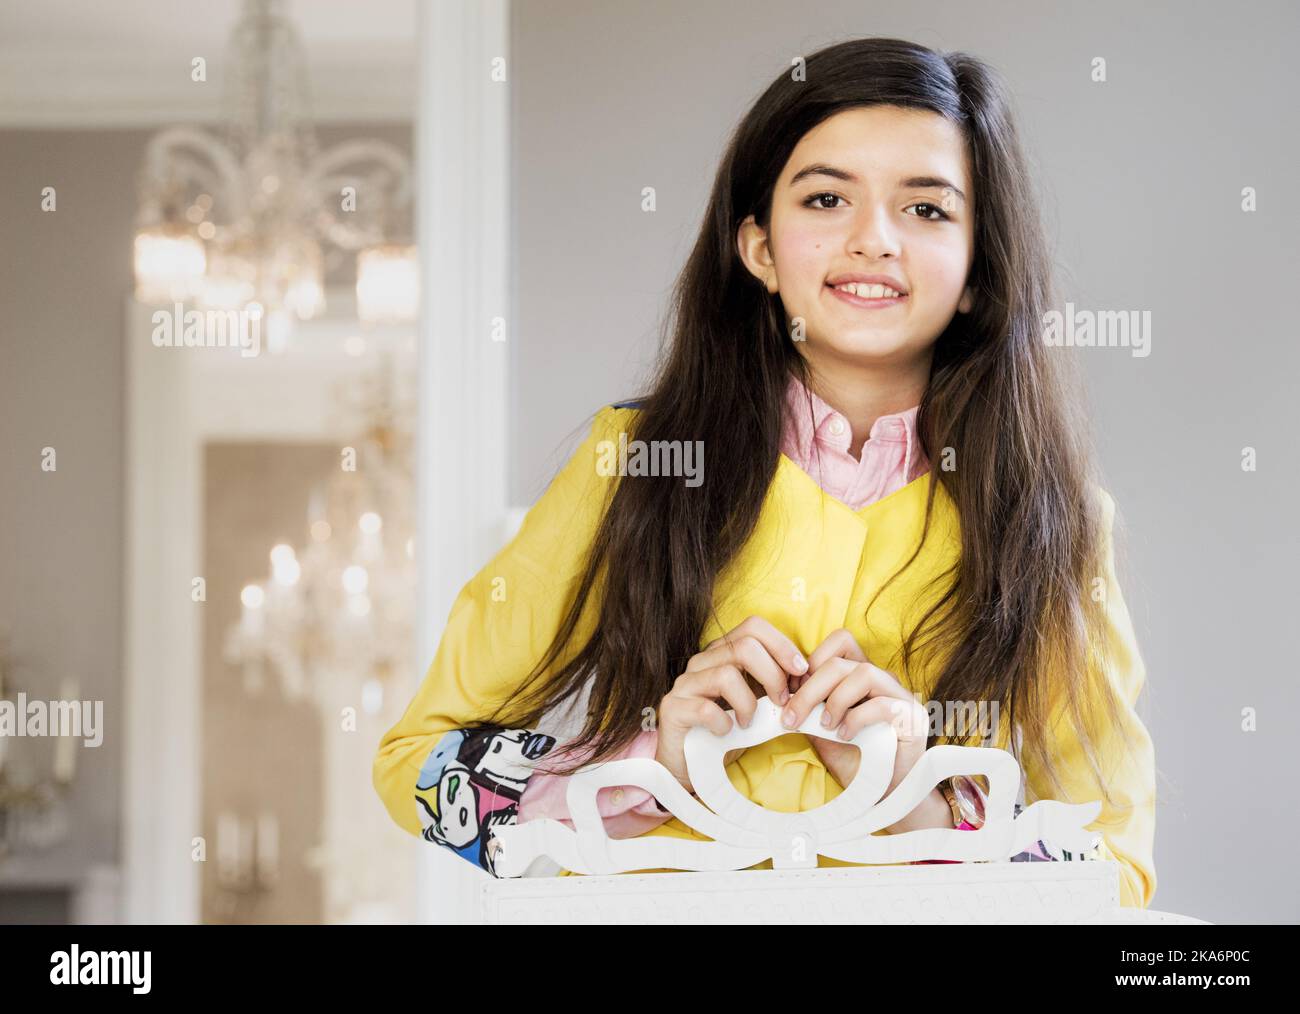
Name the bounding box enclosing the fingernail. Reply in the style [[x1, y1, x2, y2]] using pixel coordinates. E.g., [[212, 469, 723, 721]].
[[837, 723, 849, 739], [779, 690, 790, 706], [820, 711, 833, 727], [782, 708, 797, 728], [793, 653, 808, 674]]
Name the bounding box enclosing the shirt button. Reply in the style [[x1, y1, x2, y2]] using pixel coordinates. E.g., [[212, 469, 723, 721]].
[[611, 788, 625, 805], [828, 418, 846, 436]]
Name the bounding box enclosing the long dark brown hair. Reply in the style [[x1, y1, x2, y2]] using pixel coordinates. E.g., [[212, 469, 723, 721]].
[[485, 36, 1142, 810]]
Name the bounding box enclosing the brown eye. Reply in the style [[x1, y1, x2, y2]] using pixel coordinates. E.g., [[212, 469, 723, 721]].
[[802, 192, 846, 210], [907, 202, 951, 221]]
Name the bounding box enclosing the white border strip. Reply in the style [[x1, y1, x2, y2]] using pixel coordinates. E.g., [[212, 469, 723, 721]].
[[413, 0, 512, 924]]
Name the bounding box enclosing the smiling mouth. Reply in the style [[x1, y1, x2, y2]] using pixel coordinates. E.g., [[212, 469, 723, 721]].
[[826, 282, 909, 308]]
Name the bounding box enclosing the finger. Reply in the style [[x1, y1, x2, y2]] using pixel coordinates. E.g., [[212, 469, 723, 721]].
[[688, 697, 735, 737], [661, 691, 734, 738], [675, 664, 759, 728], [852, 659, 913, 702], [701, 616, 807, 677], [820, 658, 915, 710], [838, 695, 929, 744], [781, 656, 856, 729], [741, 671, 769, 699], [710, 664, 760, 728], [821, 663, 879, 730], [805, 627, 867, 675], [687, 634, 790, 706]]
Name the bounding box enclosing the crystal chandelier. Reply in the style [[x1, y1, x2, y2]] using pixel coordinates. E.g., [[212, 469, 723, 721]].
[[133, 0, 417, 328], [222, 353, 417, 713]]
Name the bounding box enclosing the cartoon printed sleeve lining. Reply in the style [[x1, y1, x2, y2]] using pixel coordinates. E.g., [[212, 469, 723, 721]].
[[413, 725, 673, 875], [413, 727, 553, 875]]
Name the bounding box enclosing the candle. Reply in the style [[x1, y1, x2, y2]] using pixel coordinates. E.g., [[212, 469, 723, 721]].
[[256, 812, 279, 887], [240, 585, 265, 636], [217, 811, 240, 887], [241, 602, 264, 636], [52, 678, 78, 783], [242, 659, 264, 696], [238, 817, 256, 891]]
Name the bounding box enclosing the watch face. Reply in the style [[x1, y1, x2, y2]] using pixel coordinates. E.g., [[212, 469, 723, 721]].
[[949, 775, 986, 827]]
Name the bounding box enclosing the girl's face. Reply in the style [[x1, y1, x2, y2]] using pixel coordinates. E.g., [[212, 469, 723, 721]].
[[738, 105, 975, 373]]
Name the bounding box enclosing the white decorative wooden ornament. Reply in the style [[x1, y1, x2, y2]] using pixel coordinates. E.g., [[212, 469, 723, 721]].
[[491, 697, 1103, 878]]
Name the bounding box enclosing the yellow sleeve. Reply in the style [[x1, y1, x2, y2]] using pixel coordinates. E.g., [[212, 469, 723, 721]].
[[1023, 487, 1157, 908], [372, 405, 625, 839]]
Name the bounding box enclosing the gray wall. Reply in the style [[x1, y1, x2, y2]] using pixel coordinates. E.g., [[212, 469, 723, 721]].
[[1, 129, 137, 883], [512, 0, 1300, 922]]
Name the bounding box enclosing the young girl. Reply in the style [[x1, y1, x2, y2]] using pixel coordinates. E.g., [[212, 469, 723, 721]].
[[374, 37, 1156, 906]]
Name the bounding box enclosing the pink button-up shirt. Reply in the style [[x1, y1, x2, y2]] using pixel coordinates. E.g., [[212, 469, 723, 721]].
[[516, 375, 929, 836]]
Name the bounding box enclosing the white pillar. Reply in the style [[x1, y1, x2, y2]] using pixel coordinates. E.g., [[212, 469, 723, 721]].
[[413, 0, 512, 924], [122, 296, 202, 924]]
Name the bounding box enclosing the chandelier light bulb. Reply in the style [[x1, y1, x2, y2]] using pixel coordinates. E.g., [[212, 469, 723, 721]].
[[273, 557, 301, 586], [359, 512, 383, 534], [342, 565, 369, 594], [133, 228, 206, 303], [356, 244, 419, 324], [241, 584, 265, 610], [266, 309, 293, 354], [310, 520, 332, 542], [286, 276, 324, 320], [361, 678, 384, 715]]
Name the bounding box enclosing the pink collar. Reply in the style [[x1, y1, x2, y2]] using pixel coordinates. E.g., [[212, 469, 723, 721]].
[[781, 373, 927, 483]]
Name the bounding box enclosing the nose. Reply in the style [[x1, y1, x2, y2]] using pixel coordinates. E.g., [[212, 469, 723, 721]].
[[846, 201, 901, 260]]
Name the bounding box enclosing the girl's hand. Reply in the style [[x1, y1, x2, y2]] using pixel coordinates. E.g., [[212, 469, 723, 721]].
[[654, 615, 808, 792], [783, 629, 930, 802]]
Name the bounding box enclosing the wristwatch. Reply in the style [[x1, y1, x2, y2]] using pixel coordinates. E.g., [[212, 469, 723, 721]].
[[939, 776, 984, 830]]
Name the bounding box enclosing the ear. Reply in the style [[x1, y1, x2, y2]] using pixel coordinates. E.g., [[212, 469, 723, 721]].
[[957, 285, 974, 314], [736, 215, 780, 294]]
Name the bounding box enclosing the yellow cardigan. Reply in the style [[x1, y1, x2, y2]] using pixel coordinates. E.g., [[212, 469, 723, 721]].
[[373, 404, 1157, 907]]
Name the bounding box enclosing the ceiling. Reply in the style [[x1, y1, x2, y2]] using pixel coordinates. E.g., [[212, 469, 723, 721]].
[[0, 0, 418, 127]]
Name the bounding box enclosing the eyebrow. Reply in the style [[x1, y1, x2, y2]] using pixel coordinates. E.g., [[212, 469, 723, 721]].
[[789, 163, 967, 205]]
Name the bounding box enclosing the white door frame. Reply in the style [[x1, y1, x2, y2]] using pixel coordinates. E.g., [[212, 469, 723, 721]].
[[413, 0, 512, 924], [121, 295, 203, 924]]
